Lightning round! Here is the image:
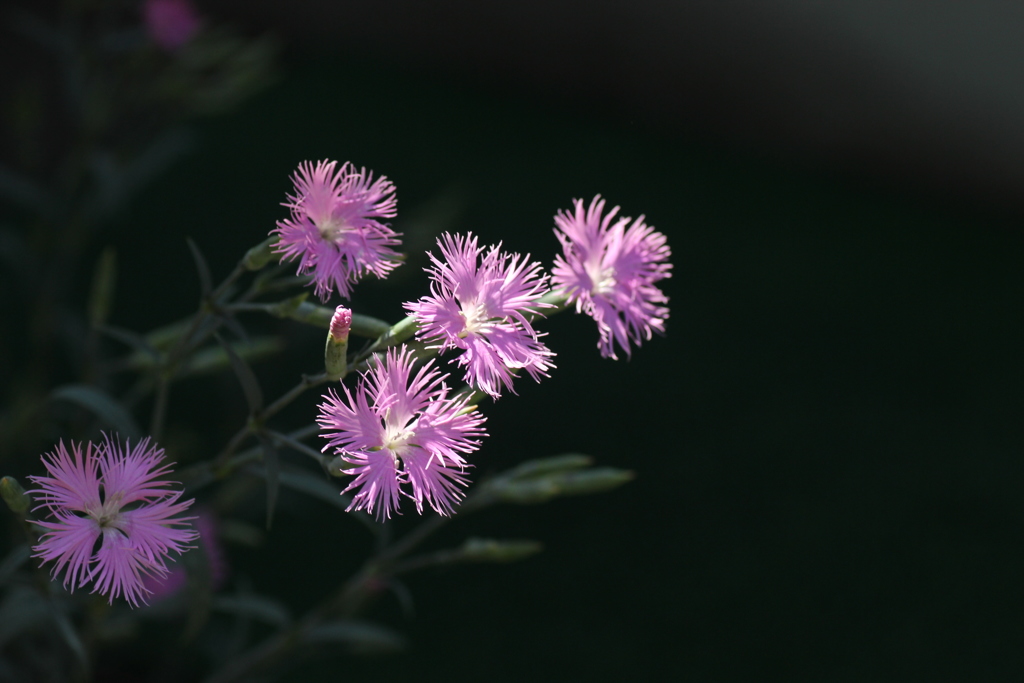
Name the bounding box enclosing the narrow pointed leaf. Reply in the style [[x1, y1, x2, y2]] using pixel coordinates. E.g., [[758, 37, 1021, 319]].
[[213, 594, 291, 628], [259, 434, 279, 530], [213, 333, 263, 413], [51, 603, 87, 667], [304, 619, 406, 653], [178, 337, 282, 377], [97, 324, 161, 361], [243, 463, 377, 533], [50, 384, 142, 440]]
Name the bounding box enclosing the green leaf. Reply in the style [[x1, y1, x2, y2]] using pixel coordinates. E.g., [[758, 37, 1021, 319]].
[[181, 337, 283, 377], [272, 466, 346, 511], [214, 333, 264, 413], [50, 384, 142, 440], [244, 463, 377, 533], [213, 594, 290, 628], [51, 602, 87, 667], [259, 435, 278, 531], [304, 619, 406, 653], [97, 324, 160, 361]]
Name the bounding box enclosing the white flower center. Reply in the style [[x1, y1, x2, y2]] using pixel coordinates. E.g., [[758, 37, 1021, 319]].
[[317, 216, 353, 243], [459, 300, 494, 337], [93, 490, 126, 530], [587, 263, 616, 296], [383, 422, 416, 459]]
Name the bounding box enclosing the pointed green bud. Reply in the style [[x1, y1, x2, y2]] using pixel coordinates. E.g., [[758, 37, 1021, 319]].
[[1, 476, 31, 516], [504, 453, 593, 479], [243, 236, 278, 271], [325, 306, 351, 380], [326, 456, 348, 478], [458, 538, 542, 563], [488, 466, 634, 504], [267, 293, 309, 319]]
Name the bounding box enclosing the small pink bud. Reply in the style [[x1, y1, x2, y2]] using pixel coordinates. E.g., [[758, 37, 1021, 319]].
[[330, 306, 352, 343], [143, 0, 201, 51]]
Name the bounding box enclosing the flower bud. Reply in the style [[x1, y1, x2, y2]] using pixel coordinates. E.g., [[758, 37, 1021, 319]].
[[325, 306, 351, 380], [329, 306, 352, 343], [487, 466, 634, 504], [144, 0, 201, 51], [458, 537, 542, 563], [0, 476, 32, 516], [243, 236, 278, 271], [326, 456, 348, 478]]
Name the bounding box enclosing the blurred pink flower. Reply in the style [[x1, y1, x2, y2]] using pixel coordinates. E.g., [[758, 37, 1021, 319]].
[[552, 195, 671, 359], [142, 509, 227, 601], [273, 160, 401, 301], [317, 347, 486, 520], [29, 435, 197, 607], [143, 0, 201, 51], [405, 233, 555, 398]]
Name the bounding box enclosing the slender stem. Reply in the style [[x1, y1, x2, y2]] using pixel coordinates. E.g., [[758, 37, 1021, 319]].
[[212, 373, 328, 468], [265, 429, 329, 467], [263, 373, 328, 423]]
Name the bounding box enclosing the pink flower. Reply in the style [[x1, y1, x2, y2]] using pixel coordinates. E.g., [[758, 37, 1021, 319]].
[[29, 436, 197, 607], [552, 195, 671, 359], [405, 233, 555, 398], [143, 0, 201, 51], [273, 160, 401, 301], [317, 347, 486, 521]]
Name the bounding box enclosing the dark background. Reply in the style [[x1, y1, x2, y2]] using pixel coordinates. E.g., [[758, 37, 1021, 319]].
[[10, 1, 1024, 681]]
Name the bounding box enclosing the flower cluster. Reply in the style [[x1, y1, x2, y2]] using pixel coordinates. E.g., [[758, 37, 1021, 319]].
[[29, 435, 197, 607], [270, 161, 670, 519], [318, 347, 486, 520], [406, 233, 555, 399], [552, 195, 672, 359], [273, 160, 401, 301]]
